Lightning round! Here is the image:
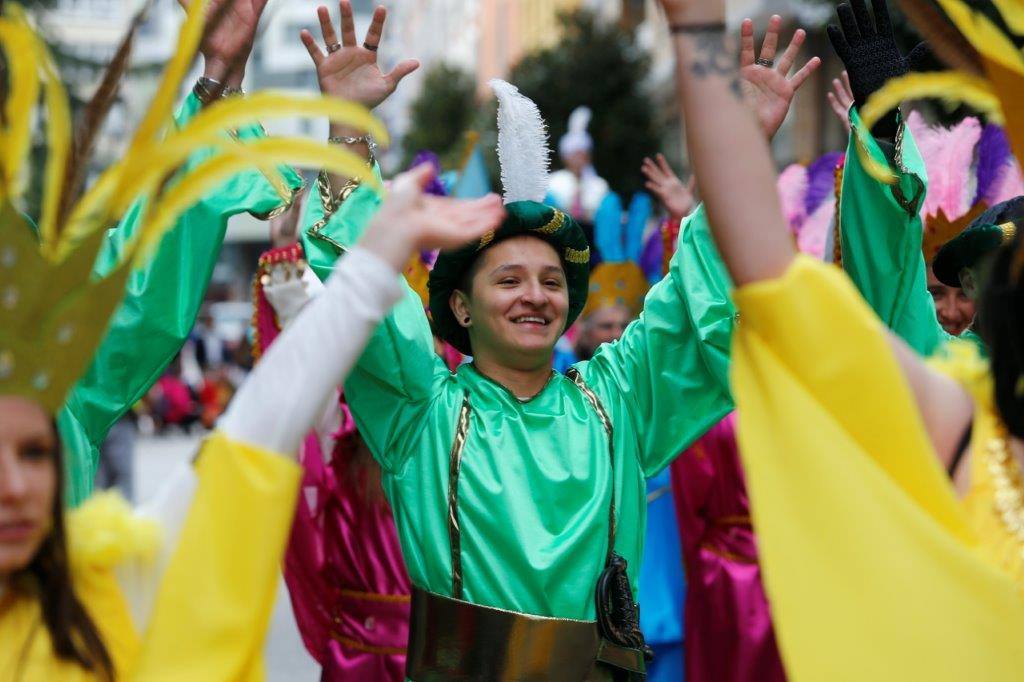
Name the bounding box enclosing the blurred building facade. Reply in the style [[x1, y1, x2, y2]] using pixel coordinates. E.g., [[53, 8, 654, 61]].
[[41, 0, 849, 179], [39, 0, 850, 301], [40, 0, 180, 174], [383, 0, 480, 145]]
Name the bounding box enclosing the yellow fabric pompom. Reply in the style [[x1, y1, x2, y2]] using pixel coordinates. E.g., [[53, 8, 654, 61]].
[[927, 339, 993, 408], [66, 491, 161, 570]]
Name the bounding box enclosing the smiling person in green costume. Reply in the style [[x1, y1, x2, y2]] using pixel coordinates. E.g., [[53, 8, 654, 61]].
[[58, 0, 304, 505], [309, 75, 720, 679], [291, 2, 826, 677]]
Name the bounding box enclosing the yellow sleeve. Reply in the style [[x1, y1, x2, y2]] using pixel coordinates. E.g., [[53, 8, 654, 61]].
[[131, 431, 301, 681], [731, 256, 1024, 681]]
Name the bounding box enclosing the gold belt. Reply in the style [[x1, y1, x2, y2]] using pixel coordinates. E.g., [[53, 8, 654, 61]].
[[406, 588, 646, 681]]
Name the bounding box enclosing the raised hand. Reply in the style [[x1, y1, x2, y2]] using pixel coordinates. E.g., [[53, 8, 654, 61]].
[[826, 0, 930, 137], [360, 165, 506, 269], [739, 16, 821, 140], [300, 1, 419, 110], [181, 0, 268, 86], [827, 0, 904, 106], [827, 71, 855, 132], [641, 154, 696, 222]]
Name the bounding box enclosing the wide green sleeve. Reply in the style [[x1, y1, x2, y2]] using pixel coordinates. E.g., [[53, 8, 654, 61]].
[[59, 92, 304, 506], [580, 204, 736, 477], [299, 171, 447, 472], [839, 107, 949, 356]]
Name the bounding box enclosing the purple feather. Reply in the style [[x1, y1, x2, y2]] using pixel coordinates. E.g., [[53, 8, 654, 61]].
[[973, 124, 1012, 206], [639, 228, 663, 284], [409, 150, 448, 197], [804, 151, 844, 216]]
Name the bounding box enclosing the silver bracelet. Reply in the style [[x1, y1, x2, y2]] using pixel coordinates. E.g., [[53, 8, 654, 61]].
[[194, 76, 244, 104], [329, 133, 377, 165], [328, 133, 378, 152]]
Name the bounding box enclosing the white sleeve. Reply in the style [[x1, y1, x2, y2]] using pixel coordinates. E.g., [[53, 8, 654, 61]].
[[116, 462, 199, 630], [115, 249, 400, 629], [218, 246, 403, 455]]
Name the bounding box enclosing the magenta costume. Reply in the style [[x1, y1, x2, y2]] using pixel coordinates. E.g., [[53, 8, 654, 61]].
[[670, 412, 786, 682], [254, 243, 410, 680]]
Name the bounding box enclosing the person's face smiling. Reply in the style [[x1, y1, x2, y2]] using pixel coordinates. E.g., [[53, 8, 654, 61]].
[[452, 236, 570, 368], [927, 264, 975, 336]]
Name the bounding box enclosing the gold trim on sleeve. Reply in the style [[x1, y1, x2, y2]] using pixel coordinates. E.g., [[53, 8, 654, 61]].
[[447, 394, 472, 599]]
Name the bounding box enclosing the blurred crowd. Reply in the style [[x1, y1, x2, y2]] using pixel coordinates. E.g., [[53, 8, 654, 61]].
[[95, 306, 254, 502]]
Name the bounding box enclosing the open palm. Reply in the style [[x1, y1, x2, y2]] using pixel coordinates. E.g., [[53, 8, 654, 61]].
[[739, 16, 820, 139], [641, 154, 695, 222], [827, 71, 855, 132], [360, 165, 505, 261], [300, 1, 418, 109], [180, 0, 267, 73], [384, 167, 506, 250]]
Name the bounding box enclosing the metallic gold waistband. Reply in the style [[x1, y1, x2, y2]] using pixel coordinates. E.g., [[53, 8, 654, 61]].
[[406, 588, 646, 681]]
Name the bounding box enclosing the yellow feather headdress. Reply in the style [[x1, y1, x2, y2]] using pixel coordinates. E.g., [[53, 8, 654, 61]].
[[0, 2, 386, 412], [859, 0, 1024, 185]]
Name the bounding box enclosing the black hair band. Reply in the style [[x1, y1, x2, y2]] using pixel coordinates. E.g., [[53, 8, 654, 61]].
[[670, 22, 727, 34]]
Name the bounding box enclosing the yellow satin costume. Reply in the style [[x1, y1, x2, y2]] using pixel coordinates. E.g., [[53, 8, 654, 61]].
[[936, 347, 1024, 588], [731, 256, 1024, 681], [0, 432, 300, 680]]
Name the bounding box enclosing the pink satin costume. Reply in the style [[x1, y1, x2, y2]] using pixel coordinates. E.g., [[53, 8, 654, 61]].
[[670, 412, 786, 682], [254, 244, 410, 680]]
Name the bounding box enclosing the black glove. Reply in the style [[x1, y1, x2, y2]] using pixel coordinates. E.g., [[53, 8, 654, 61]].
[[827, 0, 926, 137]]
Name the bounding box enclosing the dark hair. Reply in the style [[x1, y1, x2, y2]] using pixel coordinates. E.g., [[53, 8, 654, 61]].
[[13, 426, 115, 680], [456, 251, 485, 301], [451, 248, 487, 355], [978, 228, 1024, 439]]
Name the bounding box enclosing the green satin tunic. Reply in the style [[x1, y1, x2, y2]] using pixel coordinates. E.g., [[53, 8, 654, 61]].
[[60, 93, 303, 506], [300, 179, 735, 620], [839, 107, 985, 356]]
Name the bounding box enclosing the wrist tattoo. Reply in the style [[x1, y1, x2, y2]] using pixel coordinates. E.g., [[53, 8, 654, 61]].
[[683, 32, 743, 99]]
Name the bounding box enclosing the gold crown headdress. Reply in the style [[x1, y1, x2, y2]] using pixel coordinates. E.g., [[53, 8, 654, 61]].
[[581, 261, 649, 320], [0, 1, 387, 412], [923, 203, 989, 262]]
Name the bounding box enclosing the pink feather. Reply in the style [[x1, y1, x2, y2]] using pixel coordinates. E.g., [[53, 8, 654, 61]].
[[910, 111, 982, 220], [776, 163, 808, 234], [797, 196, 835, 259]]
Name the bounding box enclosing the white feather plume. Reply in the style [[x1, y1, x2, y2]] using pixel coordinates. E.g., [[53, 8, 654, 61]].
[[490, 78, 551, 204], [567, 106, 592, 135]]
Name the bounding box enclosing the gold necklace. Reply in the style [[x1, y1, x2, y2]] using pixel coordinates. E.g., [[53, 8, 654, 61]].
[[985, 425, 1024, 553]]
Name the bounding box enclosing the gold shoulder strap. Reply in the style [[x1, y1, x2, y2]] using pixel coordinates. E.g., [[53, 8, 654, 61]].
[[447, 393, 472, 599], [566, 367, 617, 563]]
